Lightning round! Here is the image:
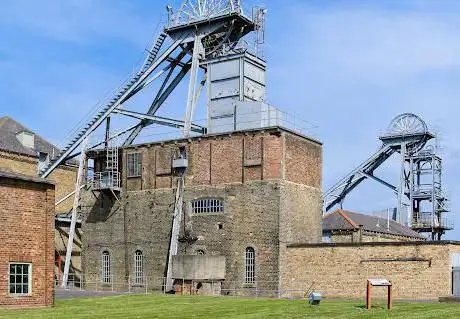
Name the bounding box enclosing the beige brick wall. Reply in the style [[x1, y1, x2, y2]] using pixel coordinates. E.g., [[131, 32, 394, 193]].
[[280, 242, 460, 300], [329, 231, 422, 243], [0, 151, 77, 212]]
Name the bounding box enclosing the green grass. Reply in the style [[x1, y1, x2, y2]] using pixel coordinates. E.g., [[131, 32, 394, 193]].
[[1, 295, 460, 319]]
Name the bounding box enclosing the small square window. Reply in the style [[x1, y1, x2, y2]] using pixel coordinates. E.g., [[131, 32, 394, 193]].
[[8, 263, 32, 296]]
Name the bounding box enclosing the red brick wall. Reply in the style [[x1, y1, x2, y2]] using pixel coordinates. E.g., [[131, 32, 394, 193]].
[[118, 129, 319, 191], [0, 177, 55, 308], [284, 134, 322, 188]]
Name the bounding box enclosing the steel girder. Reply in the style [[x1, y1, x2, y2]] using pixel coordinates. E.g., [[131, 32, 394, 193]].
[[324, 145, 396, 212], [113, 109, 206, 134], [40, 34, 187, 178]]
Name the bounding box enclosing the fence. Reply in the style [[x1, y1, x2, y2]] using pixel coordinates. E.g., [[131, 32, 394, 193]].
[[56, 273, 447, 301], [56, 275, 316, 300]]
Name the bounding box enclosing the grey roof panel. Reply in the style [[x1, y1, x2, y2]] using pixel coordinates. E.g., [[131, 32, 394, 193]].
[[323, 210, 425, 239], [322, 211, 357, 231], [0, 116, 60, 158]]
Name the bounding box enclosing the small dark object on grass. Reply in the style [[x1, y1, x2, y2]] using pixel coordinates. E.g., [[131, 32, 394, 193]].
[[308, 292, 321, 306]]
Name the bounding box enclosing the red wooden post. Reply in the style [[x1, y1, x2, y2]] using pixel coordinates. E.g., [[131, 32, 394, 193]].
[[387, 283, 392, 311], [57, 254, 62, 285], [366, 280, 371, 310]]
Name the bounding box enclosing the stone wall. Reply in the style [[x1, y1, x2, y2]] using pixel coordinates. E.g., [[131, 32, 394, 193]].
[[280, 182, 322, 244], [0, 175, 55, 307], [280, 242, 460, 300], [171, 255, 226, 280], [81, 181, 283, 292]]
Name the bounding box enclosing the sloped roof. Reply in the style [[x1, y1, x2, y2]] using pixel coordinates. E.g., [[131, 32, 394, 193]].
[[0, 168, 54, 185], [0, 116, 60, 158], [323, 209, 426, 239]]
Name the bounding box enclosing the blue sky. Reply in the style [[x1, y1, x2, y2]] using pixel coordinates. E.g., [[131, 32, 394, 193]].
[[2, 0, 460, 238]]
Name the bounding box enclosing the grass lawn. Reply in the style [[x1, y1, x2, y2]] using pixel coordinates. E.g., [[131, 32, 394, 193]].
[[1, 295, 460, 319]]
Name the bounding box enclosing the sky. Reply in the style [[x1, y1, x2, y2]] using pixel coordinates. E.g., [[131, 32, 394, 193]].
[[1, 0, 460, 238]]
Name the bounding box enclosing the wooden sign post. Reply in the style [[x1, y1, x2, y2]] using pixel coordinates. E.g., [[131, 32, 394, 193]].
[[366, 279, 392, 311]]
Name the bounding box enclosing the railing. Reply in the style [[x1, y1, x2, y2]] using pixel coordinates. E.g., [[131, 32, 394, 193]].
[[168, 1, 243, 28], [91, 171, 121, 191], [412, 214, 453, 229], [55, 275, 315, 299], [127, 108, 318, 146]]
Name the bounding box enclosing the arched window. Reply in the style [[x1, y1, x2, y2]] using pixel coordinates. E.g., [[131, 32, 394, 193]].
[[192, 198, 224, 214], [134, 250, 144, 285], [101, 251, 111, 283], [245, 247, 255, 284]]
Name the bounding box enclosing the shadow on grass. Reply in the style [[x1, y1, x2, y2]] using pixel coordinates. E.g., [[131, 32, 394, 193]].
[[354, 304, 388, 310]]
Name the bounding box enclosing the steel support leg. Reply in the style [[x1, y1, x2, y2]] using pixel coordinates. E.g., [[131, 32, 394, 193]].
[[184, 34, 204, 137], [397, 142, 406, 225], [61, 138, 88, 288]]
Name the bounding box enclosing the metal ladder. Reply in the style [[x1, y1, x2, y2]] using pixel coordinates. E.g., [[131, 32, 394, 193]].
[[39, 33, 168, 178], [105, 137, 120, 189]]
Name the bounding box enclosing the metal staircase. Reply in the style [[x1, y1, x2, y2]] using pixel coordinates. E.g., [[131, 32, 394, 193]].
[[39, 33, 168, 178]]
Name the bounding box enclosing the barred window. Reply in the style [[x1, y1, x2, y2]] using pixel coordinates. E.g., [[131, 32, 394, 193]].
[[192, 198, 224, 214], [245, 247, 255, 284], [9, 263, 32, 295], [127, 153, 142, 178], [101, 251, 111, 283], [196, 249, 205, 255], [134, 250, 144, 285]]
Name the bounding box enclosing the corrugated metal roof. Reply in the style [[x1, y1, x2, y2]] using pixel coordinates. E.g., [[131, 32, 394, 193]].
[[323, 209, 426, 239]]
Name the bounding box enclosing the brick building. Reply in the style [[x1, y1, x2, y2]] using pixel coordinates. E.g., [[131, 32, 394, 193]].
[[0, 116, 81, 284], [81, 126, 323, 292], [0, 170, 55, 307], [322, 209, 426, 243]]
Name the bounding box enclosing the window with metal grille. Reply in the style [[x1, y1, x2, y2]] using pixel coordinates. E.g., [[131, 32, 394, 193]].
[[245, 247, 255, 284], [134, 250, 144, 285], [192, 198, 224, 214], [101, 251, 111, 283], [127, 153, 142, 177], [196, 249, 205, 255], [9, 263, 32, 295]]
